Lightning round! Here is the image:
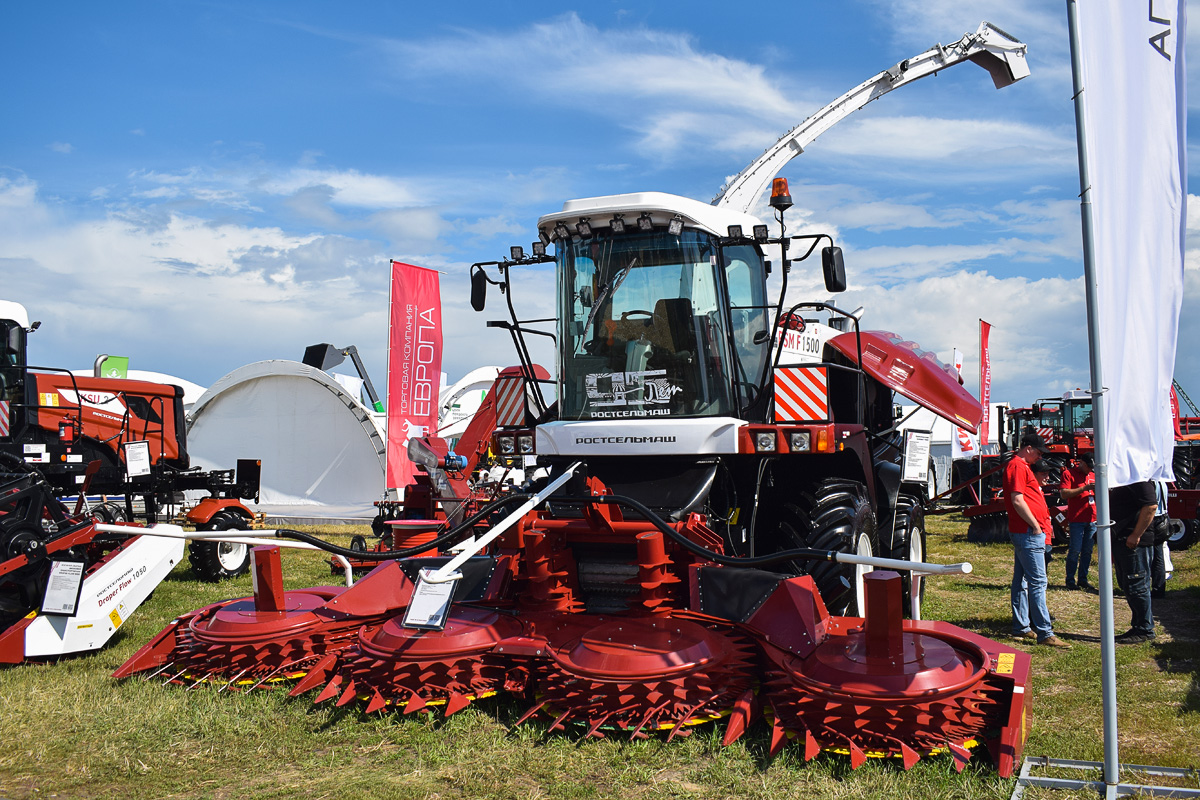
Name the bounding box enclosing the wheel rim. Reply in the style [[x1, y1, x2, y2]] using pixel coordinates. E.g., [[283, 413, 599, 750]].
[[217, 542, 248, 571], [853, 532, 874, 615], [1167, 518, 1185, 543]]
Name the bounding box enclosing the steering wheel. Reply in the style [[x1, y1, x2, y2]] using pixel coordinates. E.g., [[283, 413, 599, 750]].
[[620, 310, 656, 322]]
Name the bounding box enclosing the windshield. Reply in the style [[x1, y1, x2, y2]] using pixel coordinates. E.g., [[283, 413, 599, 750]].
[[557, 229, 767, 420]]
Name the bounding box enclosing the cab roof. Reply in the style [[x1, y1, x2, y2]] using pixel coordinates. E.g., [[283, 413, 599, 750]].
[[538, 192, 763, 239], [0, 300, 30, 330]]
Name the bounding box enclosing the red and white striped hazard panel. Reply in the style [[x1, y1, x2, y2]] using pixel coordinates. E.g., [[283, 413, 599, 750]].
[[774, 366, 829, 422], [494, 377, 526, 428], [0, 400, 9, 438], [1036, 427, 1054, 441]]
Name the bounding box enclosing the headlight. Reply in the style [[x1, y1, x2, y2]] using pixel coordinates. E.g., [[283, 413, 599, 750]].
[[789, 431, 811, 452], [755, 431, 776, 453], [517, 435, 534, 454], [497, 436, 515, 455]]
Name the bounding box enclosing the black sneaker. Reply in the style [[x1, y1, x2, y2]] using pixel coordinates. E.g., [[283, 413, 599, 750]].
[[1066, 582, 1077, 590], [1115, 630, 1155, 644]]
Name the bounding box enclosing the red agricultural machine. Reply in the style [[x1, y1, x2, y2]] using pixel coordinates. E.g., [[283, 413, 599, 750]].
[[957, 388, 1200, 547], [116, 23, 1036, 776], [0, 300, 261, 580]]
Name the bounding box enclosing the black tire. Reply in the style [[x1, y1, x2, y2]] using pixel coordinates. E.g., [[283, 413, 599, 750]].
[[887, 493, 927, 614], [350, 534, 368, 553], [188, 509, 251, 581], [769, 478, 877, 617], [966, 513, 1010, 543], [1166, 517, 1199, 551], [90, 501, 128, 525], [1172, 443, 1197, 490]]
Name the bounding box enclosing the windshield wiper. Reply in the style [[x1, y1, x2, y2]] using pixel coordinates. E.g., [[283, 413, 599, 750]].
[[579, 257, 639, 353]]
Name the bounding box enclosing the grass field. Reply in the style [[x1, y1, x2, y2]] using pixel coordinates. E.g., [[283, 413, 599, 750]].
[[1, 516, 1197, 800]]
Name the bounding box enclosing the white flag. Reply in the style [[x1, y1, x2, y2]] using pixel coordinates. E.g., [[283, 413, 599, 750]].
[[952, 425, 978, 459], [1078, 0, 1187, 486]]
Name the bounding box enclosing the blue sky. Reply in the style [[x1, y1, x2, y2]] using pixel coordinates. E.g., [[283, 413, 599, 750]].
[[2, 1, 1197, 411]]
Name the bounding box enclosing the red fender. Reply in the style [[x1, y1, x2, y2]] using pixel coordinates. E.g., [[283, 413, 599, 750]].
[[185, 497, 253, 526]]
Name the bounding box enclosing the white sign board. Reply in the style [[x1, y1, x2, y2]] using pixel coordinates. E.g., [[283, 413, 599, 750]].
[[901, 430, 933, 484], [401, 568, 460, 630], [124, 440, 152, 478], [41, 560, 86, 615]]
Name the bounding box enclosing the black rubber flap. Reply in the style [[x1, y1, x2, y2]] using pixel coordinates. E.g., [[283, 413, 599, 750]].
[[697, 566, 788, 623], [399, 556, 497, 602]]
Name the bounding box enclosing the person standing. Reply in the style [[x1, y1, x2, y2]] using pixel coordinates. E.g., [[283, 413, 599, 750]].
[[1004, 434, 1069, 648], [1060, 454, 1097, 590], [1108, 480, 1158, 644], [1150, 480, 1170, 599]]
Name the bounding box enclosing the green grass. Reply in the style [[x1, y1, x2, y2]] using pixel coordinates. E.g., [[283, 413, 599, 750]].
[[1, 520, 1197, 799]]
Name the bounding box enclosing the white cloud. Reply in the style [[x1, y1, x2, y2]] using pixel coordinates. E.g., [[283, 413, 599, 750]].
[[377, 13, 813, 160], [49, 142, 73, 154], [814, 116, 1074, 170]]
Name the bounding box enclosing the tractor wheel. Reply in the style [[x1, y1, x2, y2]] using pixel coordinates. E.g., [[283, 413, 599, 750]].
[[771, 478, 877, 617], [966, 513, 1009, 543], [1172, 445, 1196, 489], [1166, 518, 1199, 551], [887, 493, 927, 614], [188, 510, 251, 581]]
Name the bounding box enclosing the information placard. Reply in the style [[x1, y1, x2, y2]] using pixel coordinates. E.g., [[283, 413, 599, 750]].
[[41, 560, 86, 616], [124, 440, 152, 478], [901, 430, 933, 484], [401, 568, 460, 630]]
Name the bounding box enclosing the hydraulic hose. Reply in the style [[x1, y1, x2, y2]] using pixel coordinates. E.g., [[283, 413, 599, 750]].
[[596, 493, 847, 568], [272, 492, 533, 561]]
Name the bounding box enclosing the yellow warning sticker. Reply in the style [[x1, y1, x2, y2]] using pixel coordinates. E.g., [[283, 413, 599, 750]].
[[996, 652, 1015, 675], [40, 392, 60, 407], [109, 608, 123, 629]]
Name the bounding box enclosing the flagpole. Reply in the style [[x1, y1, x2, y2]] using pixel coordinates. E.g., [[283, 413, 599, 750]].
[[1066, 0, 1120, 789]]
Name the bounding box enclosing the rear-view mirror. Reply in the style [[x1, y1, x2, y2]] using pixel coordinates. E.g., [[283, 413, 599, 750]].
[[470, 268, 488, 312], [822, 246, 847, 293]]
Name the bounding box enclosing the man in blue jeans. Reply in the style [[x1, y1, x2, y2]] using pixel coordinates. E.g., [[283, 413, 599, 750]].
[[1060, 454, 1097, 590], [1109, 480, 1157, 644], [1004, 434, 1070, 648]]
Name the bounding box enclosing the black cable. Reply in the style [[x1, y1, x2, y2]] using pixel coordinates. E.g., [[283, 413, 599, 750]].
[[272, 492, 533, 560], [596, 493, 842, 568]]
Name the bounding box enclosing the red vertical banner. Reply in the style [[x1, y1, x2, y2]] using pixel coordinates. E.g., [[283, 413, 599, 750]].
[[387, 260, 442, 492], [979, 319, 992, 447]]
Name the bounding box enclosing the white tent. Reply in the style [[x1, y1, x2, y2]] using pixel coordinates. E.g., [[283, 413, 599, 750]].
[[186, 360, 387, 524]]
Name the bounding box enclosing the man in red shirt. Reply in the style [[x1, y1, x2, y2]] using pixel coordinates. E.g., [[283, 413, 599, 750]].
[[1003, 433, 1069, 648], [1060, 454, 1096, 590]]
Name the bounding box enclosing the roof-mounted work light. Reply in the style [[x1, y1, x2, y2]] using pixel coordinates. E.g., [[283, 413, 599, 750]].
[[753, 225, 769, 242], [553, 221, 571, 241], [667, 214, 684, 236], [637, 212, 654, 232], [576, 218, 592, 238], [510, 246, 524, 261], [538, 227, 550, 246], [610, 214, 625, 234], [532, 241, 546, 257], [727, 225, 743, 239]]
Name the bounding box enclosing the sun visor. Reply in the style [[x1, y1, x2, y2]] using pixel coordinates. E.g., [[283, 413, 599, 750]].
[[828, 331, 983, 432]]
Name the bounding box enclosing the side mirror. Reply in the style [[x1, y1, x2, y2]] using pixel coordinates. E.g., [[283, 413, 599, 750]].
[[470, 267, 488, 312], [822, 246, 846, 293]]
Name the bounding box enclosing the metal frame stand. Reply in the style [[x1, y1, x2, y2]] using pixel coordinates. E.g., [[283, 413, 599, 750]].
[[1012, 757, 1200, 800]]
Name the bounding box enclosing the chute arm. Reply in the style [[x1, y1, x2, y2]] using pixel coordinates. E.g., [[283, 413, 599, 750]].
[[712, 21, 1029, 214]]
